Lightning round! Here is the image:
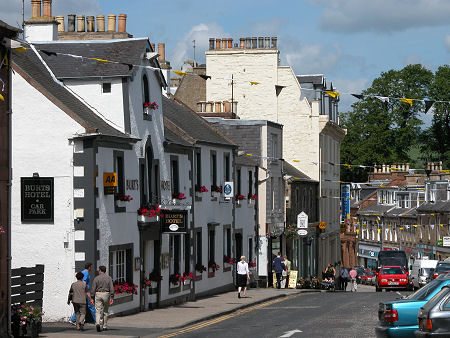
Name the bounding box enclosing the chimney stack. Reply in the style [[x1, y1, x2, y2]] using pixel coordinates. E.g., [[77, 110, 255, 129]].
[[118, 14, 127, 32], [31, 0, 41, 19], [56, 15, 65, 32], [86, 16, 95, 32], [107, 14, 116, 32], [77, 15, 85, 32], [158, 43, 165, 62], [42, 0, 52, 17], [227, 38, 232, 48], [96, 15, 105, 32]]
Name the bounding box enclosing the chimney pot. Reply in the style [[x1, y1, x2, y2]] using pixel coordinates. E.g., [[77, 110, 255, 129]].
[[439, 161, 442, 171], [151, 43, 155, 51], [107, 14, 116, 32], [42, 0, 52, 17], [406, 163, 410, 171], [209, 38, 215, 50], [158, 43, 166, 62], [265, 37, 270, 48], [222, 38, 227, 49], [246, 37, 251, 48], [251, 37, 257, 49], [77, 15, 85, 32], [271, 37, 278, 48], [86, 16, 95, 32], [55, 16, 65, 32], [31, 0, 41, 19], [96, 15, 105, 32], [228, 38, 232, 49], [239, 38, 245, 49], [67, 14, 76, 32], [258, 37, 264, 48], [118, 14, 127, 33], [216, 38, 221, 50]]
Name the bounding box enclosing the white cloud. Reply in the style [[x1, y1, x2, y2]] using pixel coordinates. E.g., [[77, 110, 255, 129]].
[[309, 0, 450, 33], [282, 41, 342, 74], [0, 0, 101, 30], [170, 22, 228, 70], [445, 35, 450, 52]]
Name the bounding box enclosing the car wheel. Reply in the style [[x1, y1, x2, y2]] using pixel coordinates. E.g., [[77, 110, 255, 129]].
[[376, 286, 381, 292]]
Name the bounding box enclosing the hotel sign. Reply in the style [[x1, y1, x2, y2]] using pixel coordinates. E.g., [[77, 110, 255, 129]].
[[21, 177, 54, 222], [161, 210, 187, 233]]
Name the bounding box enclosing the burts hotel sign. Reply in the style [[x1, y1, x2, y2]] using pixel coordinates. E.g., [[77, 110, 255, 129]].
[[21, 177, 54, 222]]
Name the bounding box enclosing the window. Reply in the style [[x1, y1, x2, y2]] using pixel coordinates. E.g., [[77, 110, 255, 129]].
[[208, 228, 215, 264], [271, 134, 278, 160], [195, 151, 202, 187], [142, 74, 150, 104], [248, 171, 253, 197], [171, 158, 179, 194], [196, 231, 202, 267], [184, 234, 190, 274], [224, 153, 230, 182], [237, 169, 241, 195], [224, 227, 231, 258], [271, 177, 275, 210], [248, 237, 253, 262], [114, 152, 125, 196], [102, 82, 111, 93], [170, 235, 181, 275], [427, 183, 437, 203], [211, 153, 217, 186], [109, 243, 133, 284], [397, 193, 410, 208]]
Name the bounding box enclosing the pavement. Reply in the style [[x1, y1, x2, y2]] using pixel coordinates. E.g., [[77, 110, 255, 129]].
[[40, 287, 321, 337]]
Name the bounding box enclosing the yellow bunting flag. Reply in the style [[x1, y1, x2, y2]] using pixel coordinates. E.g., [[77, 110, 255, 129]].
[[338, 181, 345, 183], [293, 160, 300, 162], [356, 229, 359, 234], [250, 81, 260, 85], [343, 164, 351, 168], [388, 224, 392, 227], [378, 185, 386, 188], [430, 213, 435, 216], [413, 224, 418, 228], [443, 170, 450, 174], [13, 47, 27, 53], [92, 58, 108, 63], [173, 70, 187, 76], [325, 90, 340, 98], [246, 154, 253, 157], [0, 93, 4, 101], [377, 229, 381, 233], [400, 98, 413, 107], [400, 227, 404, 230], [440, 224, 444, 227]]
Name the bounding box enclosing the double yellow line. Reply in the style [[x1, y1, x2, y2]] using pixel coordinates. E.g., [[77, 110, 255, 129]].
[[158, 293, 302, 337]]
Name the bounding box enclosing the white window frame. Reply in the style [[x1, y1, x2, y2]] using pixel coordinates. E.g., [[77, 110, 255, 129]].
[[111, 249, 126, 283]]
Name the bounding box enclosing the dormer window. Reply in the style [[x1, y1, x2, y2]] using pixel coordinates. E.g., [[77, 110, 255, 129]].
[[102, 82, 111, 93]]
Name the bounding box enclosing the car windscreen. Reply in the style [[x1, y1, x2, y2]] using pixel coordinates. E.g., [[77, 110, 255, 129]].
[[421, 268, 433, 276], [435, 263, 450, 273], [381, 267, 404, 275], [406, 279, 444, 301], [421, 287, 450, 312]]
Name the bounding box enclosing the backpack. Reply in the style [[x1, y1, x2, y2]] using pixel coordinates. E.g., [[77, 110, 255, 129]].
[[341, 268, 350, 278]]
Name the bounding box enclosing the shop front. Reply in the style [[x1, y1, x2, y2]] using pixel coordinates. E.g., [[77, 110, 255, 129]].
[[358, 242, 381, 269]]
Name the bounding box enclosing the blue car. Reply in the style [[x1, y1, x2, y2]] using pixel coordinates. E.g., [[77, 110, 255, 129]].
[[376, 273, 450, 337]]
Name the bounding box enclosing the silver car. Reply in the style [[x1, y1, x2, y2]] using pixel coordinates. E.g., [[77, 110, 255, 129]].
[[415, 285, 450, 337]]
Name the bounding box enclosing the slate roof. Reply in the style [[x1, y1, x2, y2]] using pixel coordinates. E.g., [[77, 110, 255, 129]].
[[162, 97, 236, 147], [33, 38, 156, 80], [417, 201, 450, 213], [296, 74, 325, 86], [173, 67, 206, 112], [12, 48, 129, 138], [0, 20, 21, 34], [357, 204, 394, 216], [385, 207, 418, 218]]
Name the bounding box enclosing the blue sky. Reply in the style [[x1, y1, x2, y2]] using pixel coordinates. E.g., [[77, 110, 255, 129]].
[[2, 0, 450, 113]]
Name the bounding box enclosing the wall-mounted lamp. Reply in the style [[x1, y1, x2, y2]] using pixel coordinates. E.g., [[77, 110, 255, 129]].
[[33, 172, 39, 178]]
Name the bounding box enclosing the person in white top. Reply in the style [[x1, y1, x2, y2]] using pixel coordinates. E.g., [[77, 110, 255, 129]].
[[236, 256, 250, 298]]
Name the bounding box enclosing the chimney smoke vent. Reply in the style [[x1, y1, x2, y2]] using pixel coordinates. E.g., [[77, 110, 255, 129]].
[[239, 38, 244, 49], [86, 16, 95, 32], [216, 38, 221, 50], [209, 38, 215, 50], [265, 37, 270, 48], [258, 37, 264, 48], [158, 43, 165, 62]]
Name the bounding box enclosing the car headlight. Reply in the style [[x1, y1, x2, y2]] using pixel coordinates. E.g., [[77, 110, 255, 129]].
[[381, 279, 387, 282], [400, 279, 406, 282]]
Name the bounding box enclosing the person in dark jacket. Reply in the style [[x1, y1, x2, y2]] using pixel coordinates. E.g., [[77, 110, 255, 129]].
[[67, 272, 94, 331], [272, 252, 286, 289]]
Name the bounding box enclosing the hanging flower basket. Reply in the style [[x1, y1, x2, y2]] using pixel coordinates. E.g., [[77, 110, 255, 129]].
[[208, 261, 220, 272], [137, 205, 162, 222], [172, 192, 186, 200]]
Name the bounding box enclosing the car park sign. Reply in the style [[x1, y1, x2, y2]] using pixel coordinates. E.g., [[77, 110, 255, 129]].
[[297, 212, 308, 229]]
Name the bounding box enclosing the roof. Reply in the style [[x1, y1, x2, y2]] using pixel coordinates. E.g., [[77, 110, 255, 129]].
[[296, 74, 325, 86], [357, 204, 395, 216], [162, 97, 236, 147], [33, 38, 165, 86], [173, 67, 206, 111], [283, 162, 314, 181], [236, 155, 258, 167], [0, 20, 22, 34], [12, 48, 129, 139], [417, 201, 450, 213]]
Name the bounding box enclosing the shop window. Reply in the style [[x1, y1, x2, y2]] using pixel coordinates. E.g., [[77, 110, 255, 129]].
[[114, 151, 125, 212], [224, 227, 231, 258], [248, 237, 253, 262], [184, 234, 190, 273], [237, 169, 241, 195], [109, 243, 133, 284], [248, 171, 253, 196]]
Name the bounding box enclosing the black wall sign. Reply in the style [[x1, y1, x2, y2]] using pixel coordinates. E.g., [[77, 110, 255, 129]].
[[21, 177, 54, 222], [161, 210, 187, 233]]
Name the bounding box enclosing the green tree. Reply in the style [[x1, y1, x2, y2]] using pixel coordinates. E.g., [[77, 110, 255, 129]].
[[341, 64, 433, 182]]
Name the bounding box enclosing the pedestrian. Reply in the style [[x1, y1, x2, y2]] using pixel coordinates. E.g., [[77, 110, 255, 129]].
[[69, 262, 95, 325], [340, 267, 350, 291], [281, 256, 291, 288], [349, 267, 358, 292], [272, 252, 286, 289], [67, 271, 94, 331], [236, 256, 250, 298], [91, 265, 114, 332]]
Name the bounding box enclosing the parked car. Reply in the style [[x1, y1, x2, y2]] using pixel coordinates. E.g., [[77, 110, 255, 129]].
[[432, 261, 450, 279], [411, 260, 438, 289], [375, 273, 450, 337], [376, 266, 409, 292], [361, 271, 376, 285], [415, 285, 450, 337]]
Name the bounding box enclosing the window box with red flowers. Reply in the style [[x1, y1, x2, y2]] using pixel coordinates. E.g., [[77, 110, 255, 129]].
[[169, 273, 181, 288], [248, 260, 257, 270], [137, 205, 161, 222], [210, 185, 222, 198], [115, 193, 133, 208], [248, 194, 257, 206], [195, 185, 208, 198], [195, 264, 206, 280], [143, 101, 158, 120], [113, 281, 138, 295], [181, 272, 194, 286], [223, 256, 235, 271], [147, 270, 163, 289], [172, 192, 186, 204], [208, 261, 220, 277], [235, 194, 246, 205]]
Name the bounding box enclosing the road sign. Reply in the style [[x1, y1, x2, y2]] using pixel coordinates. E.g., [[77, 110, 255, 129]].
[[297, 212, 308, 229], [223, 182, 233, 198], [443, 236, 450, 247], [297, 229, 307, 236]]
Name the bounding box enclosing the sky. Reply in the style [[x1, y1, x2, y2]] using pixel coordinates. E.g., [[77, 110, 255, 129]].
[[2, 0, 450, 114]]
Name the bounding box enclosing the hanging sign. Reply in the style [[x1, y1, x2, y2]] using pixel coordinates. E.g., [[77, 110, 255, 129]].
[[443, 237, 450, 247], [341, 184, 350, 222], [103, 172, 117, 195], [223, 182, 234, 198], [161, 210, 187, 233], [21, 177, 54, 222], [297, 212, 308, 229], [319, 222, 327, 230]]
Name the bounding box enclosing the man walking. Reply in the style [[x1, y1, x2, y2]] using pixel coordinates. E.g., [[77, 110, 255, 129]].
[[349, 267, 358, 292], [91, 265, 114, 332], [272, 252, 286, 289], [69, 263, 95, 324]]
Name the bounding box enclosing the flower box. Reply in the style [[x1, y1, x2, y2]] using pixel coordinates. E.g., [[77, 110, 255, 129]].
[[12, 319, 40, 338], [116, 200, 127, 208], [138, 215, 159, 223]]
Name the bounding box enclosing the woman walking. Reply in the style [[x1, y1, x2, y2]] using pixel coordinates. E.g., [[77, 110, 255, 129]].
[[67, 271, 94, 331], [236, 256, 250, 298]]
